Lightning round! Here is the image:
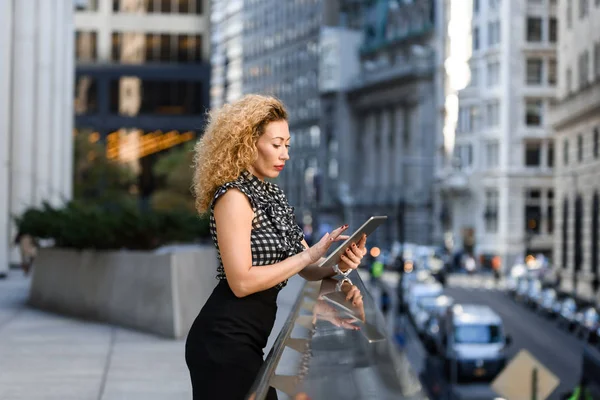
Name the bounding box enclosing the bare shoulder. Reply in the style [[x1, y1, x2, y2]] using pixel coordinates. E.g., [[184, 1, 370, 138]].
[[213, 188, 253, 222]]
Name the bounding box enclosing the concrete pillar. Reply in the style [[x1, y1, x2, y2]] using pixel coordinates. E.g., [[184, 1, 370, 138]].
[[62, 0, 75, 200], [34, 0, 54, 207], [0, 0, 14, 276], [51, 0, 66, 206], [9, 0, 38, 265]]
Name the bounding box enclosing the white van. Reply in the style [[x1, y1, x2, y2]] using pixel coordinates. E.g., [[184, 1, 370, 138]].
[[435, 304, 512, 382]]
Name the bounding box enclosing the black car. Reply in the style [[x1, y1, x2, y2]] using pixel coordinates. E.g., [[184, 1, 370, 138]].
[[575, 307, 600, 341]]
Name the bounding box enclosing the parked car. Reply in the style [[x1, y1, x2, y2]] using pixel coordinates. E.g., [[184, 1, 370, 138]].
[[557, 297, 578, 331], [407, 283, 444, 324], [413, 295, 454, 337], [575, 307, 600, 341], [537, 288, 558, 317], [433, 304, 512, 382], [397, 270, 435, 312], [515, 278, 530, 303], [524, 279, 543, 307], [423, 314, 444, 355]]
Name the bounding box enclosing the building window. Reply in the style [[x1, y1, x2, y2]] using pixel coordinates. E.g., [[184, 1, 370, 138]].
[[486, 141, 499, 168], [548, 59, 557, 85], [592, 193, 599, 283], [525, 142, 542, 166], [580, 0, 589, 18], [549, 18, 557, 42], [74, 0, 98, 11], [562, 198, 569, 268], [579, 51, 590, 88], [594, 127, 599, 158], [109, 79, 204, 115], [547, 190, 554, 234], [525, 189, 542, 235], [526, 58, 543, 84], [484, 189, 499, 233], [526, 17, 543, 42], [486, 100, 500, 126], [470, 106, 481, 131], [114, 0, 203, 14], [75, 31, 97, 61], [548, 140, 554, 167], [564, 138, 569, 165], [488, 21, 501, 47], [525, 99, 543, 126], [74, 76, 98, 115], [567, 0, 573, 29], [487, 61, 500, 86], [577, 134, 583, 162], [473, 0, 479, 13], [574, 195, 583, 271], [113, 33, 203, 63], [567, 68, 573, 94], [454, 144, 473, 169], [473, 27, 480, 50], [458, 107, 470, 133]]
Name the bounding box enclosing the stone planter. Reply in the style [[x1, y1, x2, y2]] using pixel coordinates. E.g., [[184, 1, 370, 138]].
[[29, 246, 218, 339]]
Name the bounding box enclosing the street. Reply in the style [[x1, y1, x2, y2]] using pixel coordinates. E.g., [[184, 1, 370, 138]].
[[444, 274, 584, 399], [391, 273, 584, 400]]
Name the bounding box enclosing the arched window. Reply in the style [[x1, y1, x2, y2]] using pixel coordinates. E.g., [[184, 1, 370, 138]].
[[592, 192, 599, 289], [574, 195, 583, 272], [562, 198, 569, 269]]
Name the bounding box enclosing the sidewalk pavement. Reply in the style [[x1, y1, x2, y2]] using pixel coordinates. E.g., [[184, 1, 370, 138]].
[[0, 270, 303, 400]]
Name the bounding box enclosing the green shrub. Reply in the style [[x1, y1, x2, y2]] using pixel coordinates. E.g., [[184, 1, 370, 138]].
[[14, 201, 210, 251]]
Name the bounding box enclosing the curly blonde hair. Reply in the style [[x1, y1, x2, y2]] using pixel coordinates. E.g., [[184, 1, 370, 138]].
[[192, 94, 288, 214]]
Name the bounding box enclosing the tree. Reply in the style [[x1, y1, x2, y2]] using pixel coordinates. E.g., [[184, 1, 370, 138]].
[[73, 132, 137, 208], [150, 142, 196, 212]]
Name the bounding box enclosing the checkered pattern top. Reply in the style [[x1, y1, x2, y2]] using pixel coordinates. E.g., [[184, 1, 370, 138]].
[[209, 170, 305, 290]]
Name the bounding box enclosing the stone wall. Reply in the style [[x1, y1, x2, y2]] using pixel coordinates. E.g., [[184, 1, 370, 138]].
[[29, 246, 218, 338]]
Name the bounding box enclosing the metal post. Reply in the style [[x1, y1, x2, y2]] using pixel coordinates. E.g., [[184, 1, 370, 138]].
[[531, 367, 538, 400]]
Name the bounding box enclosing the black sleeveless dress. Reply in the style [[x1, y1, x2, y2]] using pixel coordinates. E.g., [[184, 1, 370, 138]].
[[185, 171, 305, 400]]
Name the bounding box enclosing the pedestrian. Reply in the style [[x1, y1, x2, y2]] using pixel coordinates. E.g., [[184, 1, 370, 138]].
[[492, 255, 502, 283], [14, 231, 37, 276], [185, 94, 368, 400]]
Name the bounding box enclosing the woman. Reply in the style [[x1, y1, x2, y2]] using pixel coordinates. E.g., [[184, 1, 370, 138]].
[[186, 95, 367, 400]]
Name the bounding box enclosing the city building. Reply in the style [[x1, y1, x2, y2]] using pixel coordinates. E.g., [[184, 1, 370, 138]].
[[317, 0, 439, 248], [74, 0, 210, 201], [241, 0, 323, 236], [436, 0, 558, 269], [0, 0, 75, 276], [550, 0, 600, 302], [209, 0, 244, 109]]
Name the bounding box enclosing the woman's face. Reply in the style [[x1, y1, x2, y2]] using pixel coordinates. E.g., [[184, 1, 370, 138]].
[[248, 119, 290, 180]]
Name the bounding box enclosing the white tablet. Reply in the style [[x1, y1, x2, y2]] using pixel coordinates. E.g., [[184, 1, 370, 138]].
[[317, 216, 387, 269]]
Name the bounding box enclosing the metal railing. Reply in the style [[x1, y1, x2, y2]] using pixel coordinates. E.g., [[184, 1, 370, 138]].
[[246, 271, 427, 400]]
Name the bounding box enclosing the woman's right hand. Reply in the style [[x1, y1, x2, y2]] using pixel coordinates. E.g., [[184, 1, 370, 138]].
[[304, 225, 350, 265]]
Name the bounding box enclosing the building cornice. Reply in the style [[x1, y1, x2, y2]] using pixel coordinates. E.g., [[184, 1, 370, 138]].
[[549, 80, 600, 131]]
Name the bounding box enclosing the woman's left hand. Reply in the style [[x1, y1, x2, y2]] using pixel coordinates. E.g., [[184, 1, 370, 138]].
[[338, 234, 368, 272]]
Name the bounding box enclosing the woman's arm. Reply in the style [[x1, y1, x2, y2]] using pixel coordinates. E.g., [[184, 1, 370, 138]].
[[298, 240, 336, 281], [214, 189, 347, 297]]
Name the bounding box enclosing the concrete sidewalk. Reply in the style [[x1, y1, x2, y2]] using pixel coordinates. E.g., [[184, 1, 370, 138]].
[[0, 270, 303, 400]]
